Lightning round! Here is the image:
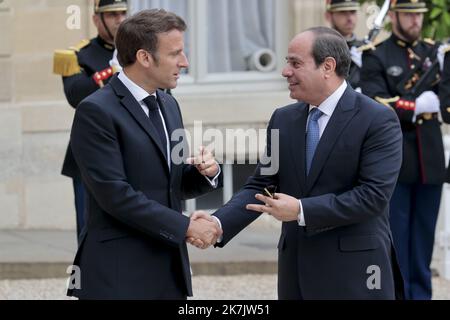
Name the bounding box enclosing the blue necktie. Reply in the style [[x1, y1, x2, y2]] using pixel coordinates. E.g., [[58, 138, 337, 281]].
[[306, 107, 323, 176], [143, 95, 167, 158]]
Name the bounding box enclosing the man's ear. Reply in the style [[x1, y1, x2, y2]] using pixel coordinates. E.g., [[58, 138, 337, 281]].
[[388, 11, 396, 24], [325, 12, 332, 24], [322, 57, 337, 78], [135, 49, 151, 68], [92, 14, 100, 29]]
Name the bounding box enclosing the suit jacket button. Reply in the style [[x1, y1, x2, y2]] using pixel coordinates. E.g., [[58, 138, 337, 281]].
[[447, 107, 450, 113], [417, 119, 423, 125]]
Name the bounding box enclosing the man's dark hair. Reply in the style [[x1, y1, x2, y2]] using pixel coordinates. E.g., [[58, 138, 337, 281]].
[[306, 26, 351, 78], [115, 9, 186, 67]]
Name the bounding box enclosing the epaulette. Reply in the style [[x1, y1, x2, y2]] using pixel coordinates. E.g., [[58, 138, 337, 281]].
[[423, 38, 436, 46], [53, 39, 89, 77], [53, 50, 81, 76], [69, 39, 90, 52], [375, 96, 400, 108], [357, 38, 384, 53]]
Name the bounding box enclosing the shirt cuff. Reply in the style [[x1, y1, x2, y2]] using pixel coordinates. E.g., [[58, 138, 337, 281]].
[[297, 199, 305, 226], [204, 162, 221, 188], [212, 216, 223, 243]]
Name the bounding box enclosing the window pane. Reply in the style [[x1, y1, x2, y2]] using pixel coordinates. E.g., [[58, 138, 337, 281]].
[[232, 164, 257, 193], [196, 188, 224, 210], [207, 0, 276, 73]]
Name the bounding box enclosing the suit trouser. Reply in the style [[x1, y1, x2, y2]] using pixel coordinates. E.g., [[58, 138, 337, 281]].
[[389, 182, 442, 300], [72, 177, 86, 244]]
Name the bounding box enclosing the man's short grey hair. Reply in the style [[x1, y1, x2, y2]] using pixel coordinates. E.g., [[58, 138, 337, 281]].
[[305, 26, 351, 78]]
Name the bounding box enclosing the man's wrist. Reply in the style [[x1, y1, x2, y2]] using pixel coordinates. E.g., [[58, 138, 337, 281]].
[[204, 162, 221, 188], [212, 216, 223, 243], [297, 199, 305, 226]]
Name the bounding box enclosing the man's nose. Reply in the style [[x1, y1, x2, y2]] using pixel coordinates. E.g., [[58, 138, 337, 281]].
[[411, 13, 421, 24], [117, 12, 127, 23], [282, 66, 292, 77], [179, 52, 189, 68]]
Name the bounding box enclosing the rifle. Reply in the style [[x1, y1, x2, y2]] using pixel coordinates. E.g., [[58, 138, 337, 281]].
[[396, 45, 441, 101], [366, 0, 391, 44], [349, 0, 390, 85]]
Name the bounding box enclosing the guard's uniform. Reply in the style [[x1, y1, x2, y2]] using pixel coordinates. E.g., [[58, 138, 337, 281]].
[[55, 37, 117, 240], [360, 0, 445, 300], [439, 44, 450, 181], [346, 35, 364, 89], [53, 0, 127, 241]]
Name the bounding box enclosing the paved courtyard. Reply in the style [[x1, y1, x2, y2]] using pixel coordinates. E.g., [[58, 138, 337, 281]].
[[1, 274, 450, 300]]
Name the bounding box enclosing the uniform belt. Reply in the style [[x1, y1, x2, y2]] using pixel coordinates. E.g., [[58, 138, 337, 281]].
[[417, 112, 438, 121]]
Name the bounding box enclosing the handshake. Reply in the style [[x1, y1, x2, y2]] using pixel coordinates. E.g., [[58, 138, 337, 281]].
[[185, 211, 222, 249]]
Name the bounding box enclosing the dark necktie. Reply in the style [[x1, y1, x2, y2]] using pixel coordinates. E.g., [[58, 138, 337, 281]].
[[143, 95, 167, 158], [306, 107, 323, 176]]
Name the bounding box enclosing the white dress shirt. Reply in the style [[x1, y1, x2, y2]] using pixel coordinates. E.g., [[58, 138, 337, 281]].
[[117, 71, 220, 187], [298, 80, 348, 226]]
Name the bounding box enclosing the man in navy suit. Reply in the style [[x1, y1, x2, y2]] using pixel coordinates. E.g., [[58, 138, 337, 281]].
[[191, 27, 404, 299], [67, 9, 222, 300]]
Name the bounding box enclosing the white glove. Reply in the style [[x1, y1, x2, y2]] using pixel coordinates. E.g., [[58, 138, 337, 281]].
[[415, 90, 440, 116], [109, 49, 123, 72], [437, 44, 448, 72], [350, 46, 362, 68]]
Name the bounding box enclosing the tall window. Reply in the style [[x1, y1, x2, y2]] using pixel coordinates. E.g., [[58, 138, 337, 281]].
[[129, 0, 289, 92]]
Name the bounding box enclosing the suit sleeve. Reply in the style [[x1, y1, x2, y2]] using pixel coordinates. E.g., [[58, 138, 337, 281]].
[[180, 164, 223, 200], [301, 106, 402, 234], [213, 111, 279, 246], [70, 100, 190, 247], [165, 96, 224, 199], [440, 53, 450, 123], [361, 51, 417, 124]]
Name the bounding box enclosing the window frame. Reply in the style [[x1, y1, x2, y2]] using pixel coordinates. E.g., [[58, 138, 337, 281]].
[[130, 0, 290, 94]]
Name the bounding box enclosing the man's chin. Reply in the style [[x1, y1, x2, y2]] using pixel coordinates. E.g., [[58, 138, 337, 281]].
[[404, 30, 421, 43], [166, 83, 177, 90], [289, 92, 300, 101]]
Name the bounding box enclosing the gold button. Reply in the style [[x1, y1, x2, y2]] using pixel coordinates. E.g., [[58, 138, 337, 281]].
[[417, 119, 423, 125], [447, 107, 450, 113]]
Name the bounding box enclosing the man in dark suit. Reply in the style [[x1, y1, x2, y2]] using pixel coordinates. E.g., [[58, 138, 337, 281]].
[[191, 27, 404, 299], [67, 9, 222, 300]]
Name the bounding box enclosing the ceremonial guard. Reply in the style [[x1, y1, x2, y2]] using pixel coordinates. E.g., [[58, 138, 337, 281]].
[[325, 0, 365, 90], [361, 0, 445, 299], [53, 0, 128, 241]]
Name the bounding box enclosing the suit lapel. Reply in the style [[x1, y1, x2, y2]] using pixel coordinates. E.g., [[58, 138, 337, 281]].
[[289, 103, 309, 194], [305, 86, 359, 193], [109, 75, 169, 169], [157, 90, 179, 175]]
